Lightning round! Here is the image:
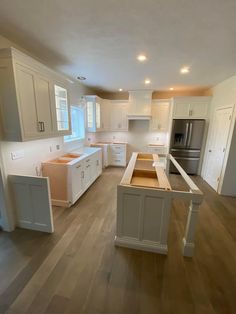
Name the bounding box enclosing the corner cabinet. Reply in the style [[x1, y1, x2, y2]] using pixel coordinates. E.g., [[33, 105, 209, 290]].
[[172, 96, 211, 119], [0, 48, 71, 141]]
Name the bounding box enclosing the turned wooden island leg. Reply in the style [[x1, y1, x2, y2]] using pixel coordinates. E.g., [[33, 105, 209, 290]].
[[182, 200, 201, 257]]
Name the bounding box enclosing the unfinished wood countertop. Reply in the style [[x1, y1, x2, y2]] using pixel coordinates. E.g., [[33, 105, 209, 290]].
[[120, 152, 171, 190]]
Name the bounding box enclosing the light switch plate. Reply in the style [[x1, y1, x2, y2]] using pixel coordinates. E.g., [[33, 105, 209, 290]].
[[11, 150, 24, 160]]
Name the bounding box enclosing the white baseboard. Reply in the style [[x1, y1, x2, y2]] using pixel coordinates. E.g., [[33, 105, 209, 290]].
[[182, 238, 195, 257], [52, 199, 71, 207], [114, 236, 168, 255]]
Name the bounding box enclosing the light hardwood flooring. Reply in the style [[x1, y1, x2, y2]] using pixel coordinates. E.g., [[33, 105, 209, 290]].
[[0, 167, 236, 314]]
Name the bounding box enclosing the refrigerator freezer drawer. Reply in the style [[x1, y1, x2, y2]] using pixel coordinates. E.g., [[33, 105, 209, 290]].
[[170, 149, 201, 158], [170, 157, 200, 175]]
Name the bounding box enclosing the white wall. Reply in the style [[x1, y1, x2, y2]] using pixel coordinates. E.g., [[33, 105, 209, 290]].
[[202, 75, 236, 196], [87, 120, 168, 160], [0, 34, 93, 230]]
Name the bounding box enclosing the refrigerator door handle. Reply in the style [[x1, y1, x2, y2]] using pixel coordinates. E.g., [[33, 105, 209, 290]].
[[174, 157, 200, 161], [187, 122, 193, 147], [184, 122, 189, 146]]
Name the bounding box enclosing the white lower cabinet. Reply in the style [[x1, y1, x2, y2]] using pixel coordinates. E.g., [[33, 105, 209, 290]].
[[71, 162, 84, 204], [109, 144, 127, 167], [42, 149, 102, 207]]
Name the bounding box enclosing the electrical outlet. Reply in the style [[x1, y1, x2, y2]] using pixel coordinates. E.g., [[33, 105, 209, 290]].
[[11, 150, 24, 160], [113, 136, 116, 139], [156, 137, 160, 141]]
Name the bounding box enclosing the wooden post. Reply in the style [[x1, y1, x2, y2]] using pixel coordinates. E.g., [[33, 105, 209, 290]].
[[182, 200, 201, 257]]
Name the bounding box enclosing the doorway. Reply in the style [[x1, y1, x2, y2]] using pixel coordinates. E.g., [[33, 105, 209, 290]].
[[204, 106, 233, 192]]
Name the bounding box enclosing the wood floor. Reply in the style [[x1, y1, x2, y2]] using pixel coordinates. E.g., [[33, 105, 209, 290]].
[[0, 167, 236, 314]]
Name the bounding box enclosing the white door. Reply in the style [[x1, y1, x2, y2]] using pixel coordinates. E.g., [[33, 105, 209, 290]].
[[204, 107, 233, 191], [9, 175, 54, 233]]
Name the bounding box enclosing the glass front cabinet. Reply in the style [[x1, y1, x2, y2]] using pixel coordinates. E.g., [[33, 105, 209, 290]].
[[86, 96, 101, 132]]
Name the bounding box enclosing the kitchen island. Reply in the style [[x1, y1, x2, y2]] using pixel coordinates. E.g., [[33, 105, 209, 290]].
[[115, 152, 203, 257]]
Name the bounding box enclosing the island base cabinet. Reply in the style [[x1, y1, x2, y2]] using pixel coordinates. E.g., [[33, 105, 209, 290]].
[[115, 185, 171, 254]]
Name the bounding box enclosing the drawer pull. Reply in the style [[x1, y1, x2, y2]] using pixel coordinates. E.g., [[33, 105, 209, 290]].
[[76, 165, 81, 168], [86, 159, 90, 162]]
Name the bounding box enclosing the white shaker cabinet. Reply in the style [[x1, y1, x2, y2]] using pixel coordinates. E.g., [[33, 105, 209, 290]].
[[71, 161, 84, 203], [173, 96, 211, 119], [100, 99, 111, 131], [110, 101, 128, 131], [109, 144, 127, 167], [150, 100, 171, 131], [0, 47, 71, 141], [42, 148, 102, 207]]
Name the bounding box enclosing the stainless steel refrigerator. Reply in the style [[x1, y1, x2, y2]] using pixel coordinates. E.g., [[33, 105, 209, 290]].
[[170, 119, 205, 174]]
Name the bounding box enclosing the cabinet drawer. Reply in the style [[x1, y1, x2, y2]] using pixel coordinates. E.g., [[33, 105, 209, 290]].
[[110, 158, 126, 166], [147, 146, 167, 154], [110, 145, 125, 153]]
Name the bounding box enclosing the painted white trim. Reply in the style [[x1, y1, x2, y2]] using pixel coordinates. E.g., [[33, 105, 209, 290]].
[[114, 236, 168, 254], [201, 104, 235, 194], [52, 199, 71, 208], [182, 238, 195, 257]]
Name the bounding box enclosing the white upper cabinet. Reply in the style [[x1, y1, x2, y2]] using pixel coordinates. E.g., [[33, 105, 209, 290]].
[[150, 100, 171, 131], [0, 48, 71, 141], [173, 96, 211, 119], [100, 99, 110, 131], [54, 84, 70, 134], [85, 95, 102, 132], [110, 101, 128, 131]]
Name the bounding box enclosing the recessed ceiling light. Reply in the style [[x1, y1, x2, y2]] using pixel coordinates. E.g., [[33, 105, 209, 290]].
[[77, 76, 86, 80], [180, 66, 190, 74], [137, 54, 147, 62], [169, 87, 174, 91], [118, 88, 123, 92], [145, 79, 151, 85]]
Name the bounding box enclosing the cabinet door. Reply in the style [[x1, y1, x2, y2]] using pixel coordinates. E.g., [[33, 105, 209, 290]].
[[173, 102, 190, 118], [100, 99, 110, 131], [110, 103, 128, 131], [15, 65, 39, 138], [54, 84, 70, 135], [83, 157, 92, 189], [71, 162, 83, 203], [189, 102, 209, 118], [151, 101, 170, 131], [34, 74, 54, 136]]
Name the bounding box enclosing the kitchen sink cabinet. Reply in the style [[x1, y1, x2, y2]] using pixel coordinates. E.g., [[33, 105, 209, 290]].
[[71, 161, 84, 204], [42, 148, 102, 207], [0, 47, 71, 141]]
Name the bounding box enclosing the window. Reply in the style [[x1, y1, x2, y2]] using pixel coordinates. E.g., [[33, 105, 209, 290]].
[[54, 85, 69, 131], [64, 105, 85, 142]]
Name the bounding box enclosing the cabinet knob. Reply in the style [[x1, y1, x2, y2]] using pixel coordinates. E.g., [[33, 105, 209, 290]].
[[209, 149, 212, 152]]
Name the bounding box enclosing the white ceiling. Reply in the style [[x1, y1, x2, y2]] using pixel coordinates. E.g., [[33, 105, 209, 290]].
[[0, 0, 236, 92]]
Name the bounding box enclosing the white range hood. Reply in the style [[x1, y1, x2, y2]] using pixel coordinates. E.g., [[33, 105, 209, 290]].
[[127, 90, 153, 120]]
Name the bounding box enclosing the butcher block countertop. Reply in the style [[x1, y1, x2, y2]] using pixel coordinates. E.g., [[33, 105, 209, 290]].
[[120, 152, 171, 190]]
